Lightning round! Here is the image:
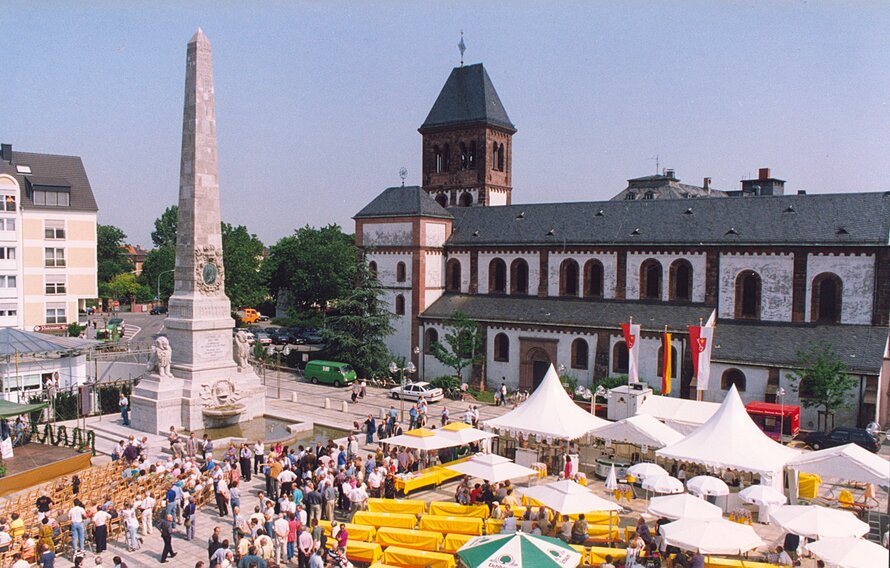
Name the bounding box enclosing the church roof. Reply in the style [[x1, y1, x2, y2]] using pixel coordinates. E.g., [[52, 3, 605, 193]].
[[354, 185, 453, 220], [420, 293, 713, 332], [420, 63, 516, 133], [447, 191, 890, 247]]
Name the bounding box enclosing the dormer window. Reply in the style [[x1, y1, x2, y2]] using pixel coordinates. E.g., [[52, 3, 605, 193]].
[[624, 193, 636, 201], [28, 178, 71, 207], [644, 191, 655, 200]]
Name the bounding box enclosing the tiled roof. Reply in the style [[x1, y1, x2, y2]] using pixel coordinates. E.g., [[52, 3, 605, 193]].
[[448, 191, 890, 246], [420, 293, 714, 332], [419, 63, 516, 133], [0, 149, 99, 212], [354, 186, 452, 220]]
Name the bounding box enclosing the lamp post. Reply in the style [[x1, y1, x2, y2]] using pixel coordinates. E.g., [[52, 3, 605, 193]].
[[777, 387, 786, 442], [156, 268, 175, 306], [267, 344, 291, 399], [389, 359, 416, 423]]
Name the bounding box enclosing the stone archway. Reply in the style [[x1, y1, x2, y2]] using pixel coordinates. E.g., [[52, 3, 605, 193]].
[[519, 337, 558, 391]]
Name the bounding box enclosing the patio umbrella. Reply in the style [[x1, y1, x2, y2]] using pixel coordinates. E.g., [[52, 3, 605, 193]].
[[738, 484, 787, 506], [437, 421, 496, 445], [446, 453, 538, 483], [627, 462, 668, 480], [686, 475, 730, 497], [457, 532, 583, 568], [647, 493, 723, 521], [381, 428, 456, 451], [604, 464, 619, 491], [519, 480, 621, 546], [660, 518, 764, 555], [769, 505, 869, 539], [642, 475, 684, 494], [807, 537, 890, 568]]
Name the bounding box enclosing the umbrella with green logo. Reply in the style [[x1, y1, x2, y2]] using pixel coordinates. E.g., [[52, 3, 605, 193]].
[[457, 533, 583, 568]]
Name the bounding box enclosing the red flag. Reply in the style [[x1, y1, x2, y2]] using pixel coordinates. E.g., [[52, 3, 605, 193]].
[[621, 323, 641, 383]]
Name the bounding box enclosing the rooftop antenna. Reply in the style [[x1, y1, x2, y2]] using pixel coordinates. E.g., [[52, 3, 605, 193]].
[[458, 31, 466, 66], [650, 155, 660, 175], [399, 167, 408, 187]]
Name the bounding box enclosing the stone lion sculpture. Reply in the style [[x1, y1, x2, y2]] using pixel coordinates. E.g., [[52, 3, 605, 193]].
[[147, 336, 174, 378], [233, 330, 250, 372]]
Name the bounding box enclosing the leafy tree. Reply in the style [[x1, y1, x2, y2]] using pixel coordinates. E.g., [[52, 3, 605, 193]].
[[430, 312, 484, 380], [322, 259, 393, 378], [151, 205, 178, 248], [97, 224, 131, 283], [222, 223, 267, 308], [105, 272, 141, 302], [264, 225, 356, 315], [789, 340, 856, 420], [138, 246, 176, 302]]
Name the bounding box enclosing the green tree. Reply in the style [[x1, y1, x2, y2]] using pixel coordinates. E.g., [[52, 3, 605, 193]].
[[222, 223, 267, 308], [322, 259, 393, 378], [430, 312, 484, 380], [138, 246, 176, 302], [264, 225, 356, 315], [789, 340, 856, 421], [106, 272, 141, 302], [151, 205, 178, 248], [97, 224, 130, 283]]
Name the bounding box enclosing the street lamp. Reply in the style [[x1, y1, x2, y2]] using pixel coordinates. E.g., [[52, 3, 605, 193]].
[[594, 385, 611, 416], [777, 387, 786, 441], [389, 359, 417, 423], [156, 268, 175, 305]]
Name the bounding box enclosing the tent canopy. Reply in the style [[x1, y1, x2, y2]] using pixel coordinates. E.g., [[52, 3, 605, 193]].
[[0, 399, 47, 418], [437, 422, 496, 445], [0, 327, 99, 357], [445, 453, 538, 483], [785, 443, 890, 487], [483, 365, 608, 441], [592, 414, 683, 449], [637, 395, 719, 435], [519, 480, 621, 515], [656, 385, 800, 484], [381, 428, 456, 450]]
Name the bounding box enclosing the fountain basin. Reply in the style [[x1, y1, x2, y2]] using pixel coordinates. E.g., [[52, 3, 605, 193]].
[[202, 404, 246, 428]]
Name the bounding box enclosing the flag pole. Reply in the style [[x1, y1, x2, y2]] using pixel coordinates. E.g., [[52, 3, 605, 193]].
[[696, 318, 704, 401]]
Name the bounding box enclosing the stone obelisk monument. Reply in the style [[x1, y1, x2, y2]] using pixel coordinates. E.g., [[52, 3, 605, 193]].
[[132, 29, 265, 434]]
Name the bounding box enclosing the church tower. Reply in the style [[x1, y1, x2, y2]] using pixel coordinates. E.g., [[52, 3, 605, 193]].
[[419, 63, 516, 207]]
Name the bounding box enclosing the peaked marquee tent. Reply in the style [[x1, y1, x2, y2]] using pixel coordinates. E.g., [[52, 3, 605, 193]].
[[637, 395, 720, 435], [483, 365, 609, 441], [656, 385, 800, 489]]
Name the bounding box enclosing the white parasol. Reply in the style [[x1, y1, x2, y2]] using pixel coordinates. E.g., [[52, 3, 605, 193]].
[[686, 475, 730, 497]]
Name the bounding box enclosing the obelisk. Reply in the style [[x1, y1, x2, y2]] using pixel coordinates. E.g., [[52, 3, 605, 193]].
[[132, 29, 265, 433]]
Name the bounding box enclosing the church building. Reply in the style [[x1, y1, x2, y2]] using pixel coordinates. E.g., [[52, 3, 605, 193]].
[[354, 62, 890, 431]]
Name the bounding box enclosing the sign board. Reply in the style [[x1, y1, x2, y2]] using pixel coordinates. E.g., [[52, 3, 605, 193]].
[[34, 324, 68, 333], [0, 438, 13, 459]]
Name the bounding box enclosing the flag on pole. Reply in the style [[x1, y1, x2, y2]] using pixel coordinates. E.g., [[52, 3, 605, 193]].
[[621, 322, 641, 384], [662, 331, 672, 395], [688, 324, 715, 391]]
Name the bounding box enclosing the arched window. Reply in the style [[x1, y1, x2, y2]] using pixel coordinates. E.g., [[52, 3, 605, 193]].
[[468, 141, 476, 169], [445, 258, 462, 292], [656, 346, 679, 378], [493, 333, 509, 362], [811, 272, 843, 323], [433, 146, 443, 173], [492, 142, 498, 170], [735, 271, 761, 320], [644, 191, 655, 200], [669, 259, 693, 301], [559, 259, 580, 296], [571, 338, 589, 370], [396, 261, 406, 283], [442, 144, 450, 172], [394, 294, 405, 315], [624, 193, 637, 201], [510, 258, 529, 295], [497, 143, 505, 171], [612, 341, 629, 374], [488, 258, 507, 294], [459, 142, 468, 170], [368, 261, 378, 280], [424, 328, 439, 354], [459, 192, 473, 207], [720, 368, 746, 392], [583, 259, 604, 298], [435, 193, 448, 208], [640, 258, 663, 300]]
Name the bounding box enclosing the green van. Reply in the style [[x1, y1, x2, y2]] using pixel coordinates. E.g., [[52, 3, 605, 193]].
[[304, 360, 357, 387]]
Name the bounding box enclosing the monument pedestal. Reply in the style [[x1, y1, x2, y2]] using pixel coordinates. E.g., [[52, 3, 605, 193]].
[[131, 373, 185, 435]]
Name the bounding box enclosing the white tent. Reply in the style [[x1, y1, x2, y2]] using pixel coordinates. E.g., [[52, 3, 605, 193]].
[[786, 443, 890, 486], [807, 537, 890, 568], [519, 480, 622, 515], [381, 428, 456, 451], [648, 493, 723, 520], [637, 395, 720, 435], [483, 365, 609, 441], [656, 385, 800, 489], [591, 414, 684, 449], [770, 505, 870, 539], [445, 453, 539, 483], [659, 518, 763, 555], [437, 421, 497, 445]]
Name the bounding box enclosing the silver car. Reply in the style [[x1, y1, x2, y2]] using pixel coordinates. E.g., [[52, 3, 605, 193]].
[[389, 381, 444, 402]]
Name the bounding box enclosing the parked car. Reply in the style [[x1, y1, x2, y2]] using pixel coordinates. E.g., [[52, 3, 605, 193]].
[[389, 381, 444, 402], [269, 328, 292, 345], [232, 328, 256, 343], [253, 331, 273, 345], [299, 329, 324, 344], [802, 426, 880, 452], [304, 360, 357, 387], [149, 306, 168, 315]]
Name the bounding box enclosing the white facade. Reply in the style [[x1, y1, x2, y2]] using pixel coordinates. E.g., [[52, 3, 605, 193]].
[[626, 252, 706, 302], [484, 326, 599, 389], [805, 253, 875, 324], [718, 253, 794, 321], [0, 174, 22, 329], [362, 222, 412, 247], [479, 251, 540, 295], [547, 252, 618, 298], [1, 353, 87, 403], [423, 251, 445, 309], [446, 252, 471, 293], [608, 333, 683, 393]]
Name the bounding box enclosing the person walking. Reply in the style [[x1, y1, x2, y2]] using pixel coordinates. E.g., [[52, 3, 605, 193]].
[[122, 503, 140, 552], [239, 444, 252, 481], [159, 514, 176, 563], [140, 493, 155, 535], [118, 393, 129, 426], [499, 381, 508, 406], [364, 415, 376, 445], [297, 526, 314, 568], [92, 506, 110, 553], [68, 499, 86, 555], [184, 496, 197, 541], [253, 440, 265, 476]]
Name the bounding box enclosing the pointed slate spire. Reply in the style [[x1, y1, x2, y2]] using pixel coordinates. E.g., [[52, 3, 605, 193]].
[[419, 63, 515, 133]]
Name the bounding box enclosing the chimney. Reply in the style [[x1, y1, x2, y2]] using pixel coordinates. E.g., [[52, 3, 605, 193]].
[[665, 169, 675, 180], [0, 144, 11, 163], [797, 190, 806, 195], [758, 167, 771, 180], [703, 177, 711, 193]]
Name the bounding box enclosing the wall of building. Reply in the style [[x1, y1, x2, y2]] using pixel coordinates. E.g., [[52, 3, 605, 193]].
[[626, 252, 706, 302], [718, 253, 794, 321], [547, 252, 618, 298], [478, 252, 540, 295], [607, 334, 684, 393], [805, 253, 875, 324], [0, 354, 87, 403], [383, 288, 413, 360], [446, 252, 471, 293], [484, 326, 598, 390], [362, 222, 413, 247], [423, 251, 445, 310]]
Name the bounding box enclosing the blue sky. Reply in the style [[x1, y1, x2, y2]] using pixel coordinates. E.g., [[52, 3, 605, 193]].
[[4, 1, 889, 246]]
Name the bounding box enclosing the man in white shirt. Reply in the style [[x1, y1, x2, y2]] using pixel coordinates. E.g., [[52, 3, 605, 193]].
[[92, 507, 111, 553], [253, 440, 265, 476], [273, 514, 289, 563], [367, 468, 383, 498], [140, 493, 156, 535], [68, 500, 87, 553]]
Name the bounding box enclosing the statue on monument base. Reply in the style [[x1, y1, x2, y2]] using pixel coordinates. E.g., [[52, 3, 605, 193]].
[[233, 330, 250, 372], [147, 337, 174, 378]]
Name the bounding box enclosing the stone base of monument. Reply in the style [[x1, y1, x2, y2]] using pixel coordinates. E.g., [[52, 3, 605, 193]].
[[130, 373, 186, 435]]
